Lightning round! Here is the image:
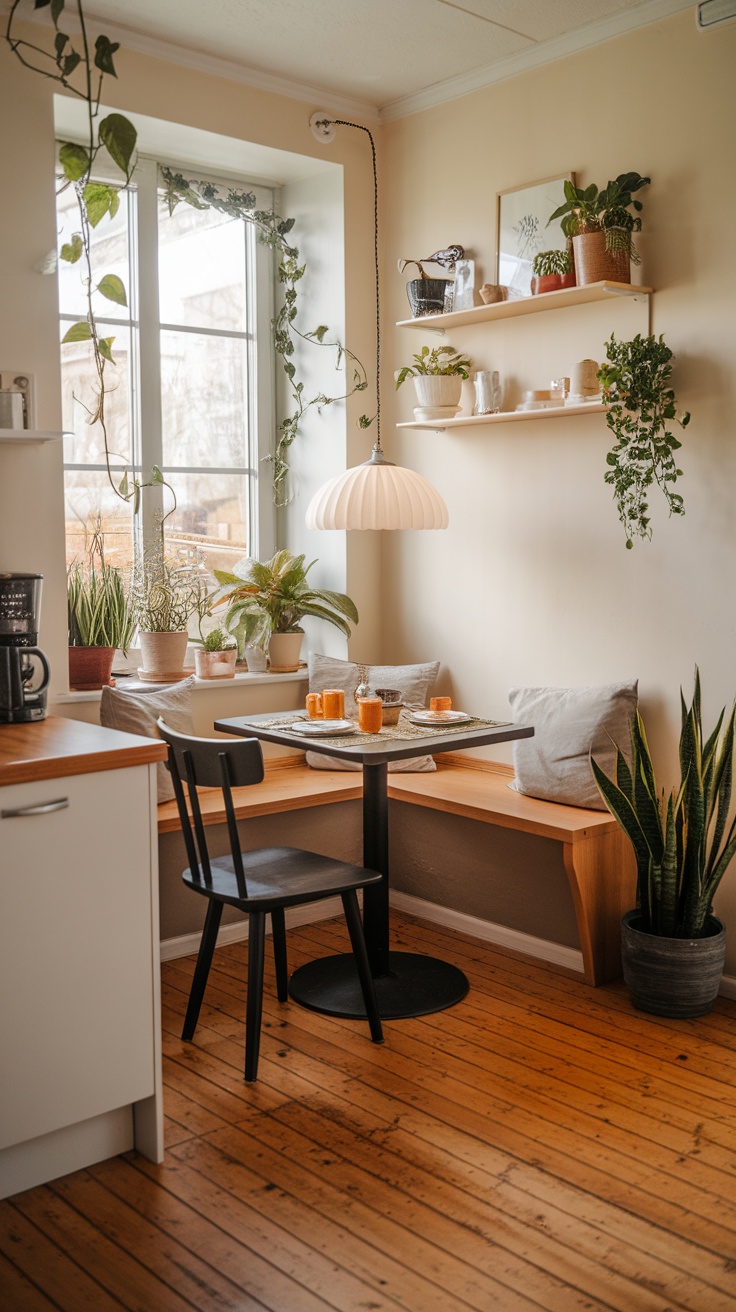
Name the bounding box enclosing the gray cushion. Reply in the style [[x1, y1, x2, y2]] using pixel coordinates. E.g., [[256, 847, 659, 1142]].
[[508, 680, 639, 810], [100, 677, 196, 802], [306, 652, 440, 773]]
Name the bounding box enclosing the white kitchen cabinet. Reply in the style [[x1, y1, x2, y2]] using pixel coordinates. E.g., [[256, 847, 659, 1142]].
[[0, 718, 164, 1198]]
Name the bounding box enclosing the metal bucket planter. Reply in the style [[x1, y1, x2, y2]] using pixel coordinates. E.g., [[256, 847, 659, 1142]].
[[621, 910, 726, 1018]]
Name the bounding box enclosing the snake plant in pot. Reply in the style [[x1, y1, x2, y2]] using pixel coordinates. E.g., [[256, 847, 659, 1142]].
[[68, 561, 135, 690], [591, 669, 735, 1017], [215, 550, 359, 673]]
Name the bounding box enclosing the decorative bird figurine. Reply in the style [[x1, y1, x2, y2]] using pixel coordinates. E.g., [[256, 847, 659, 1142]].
[[420, 244, 464, 269]]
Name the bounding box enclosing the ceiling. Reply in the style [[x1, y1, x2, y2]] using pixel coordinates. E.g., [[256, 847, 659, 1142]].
[[76, 0, 693, 118]]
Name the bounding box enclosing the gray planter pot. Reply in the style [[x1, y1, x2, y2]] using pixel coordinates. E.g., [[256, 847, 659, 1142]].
[[621, 910, 726, 1018]]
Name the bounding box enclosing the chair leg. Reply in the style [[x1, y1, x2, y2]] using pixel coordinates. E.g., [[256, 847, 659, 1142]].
[[245, 911, 267, 1082], [182, 899, 223, 1041], [341, 890, 384, 1044], [271, 907, 288, 1002]]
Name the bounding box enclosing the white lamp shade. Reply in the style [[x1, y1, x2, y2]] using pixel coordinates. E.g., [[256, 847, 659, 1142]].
[[306, 460, 449, 530]]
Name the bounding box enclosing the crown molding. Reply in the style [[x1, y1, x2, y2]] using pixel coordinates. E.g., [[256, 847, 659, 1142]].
[[379, 0, 694, 122]]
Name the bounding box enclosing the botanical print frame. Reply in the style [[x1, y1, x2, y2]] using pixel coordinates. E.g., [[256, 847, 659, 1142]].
[[496, 173, 575, 298]]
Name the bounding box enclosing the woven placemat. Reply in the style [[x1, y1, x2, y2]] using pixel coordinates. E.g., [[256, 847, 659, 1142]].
[[238, 710, 512, 748]]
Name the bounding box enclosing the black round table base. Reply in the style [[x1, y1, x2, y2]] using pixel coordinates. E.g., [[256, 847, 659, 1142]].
[[288, 951, 469, 1020]]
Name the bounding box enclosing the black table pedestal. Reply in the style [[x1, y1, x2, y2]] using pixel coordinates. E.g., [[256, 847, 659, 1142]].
[[288, 950, 469, 1020]]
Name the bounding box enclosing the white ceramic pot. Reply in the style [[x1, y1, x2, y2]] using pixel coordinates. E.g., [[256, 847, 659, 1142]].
[[138, 630, 189, 682], [413, 375, 463, 409], [194, 648, 237, 679], [268, 631, 304, 673]]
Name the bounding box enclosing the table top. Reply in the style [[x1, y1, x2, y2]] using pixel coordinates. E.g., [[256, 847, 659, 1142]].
[[214, 711, 534, 765], [0, 714, 167, 786]]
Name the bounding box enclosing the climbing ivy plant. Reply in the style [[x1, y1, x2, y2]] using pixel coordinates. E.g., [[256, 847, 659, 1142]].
[[598, 333, 690, 548], [159, 169, 370, 506], [7, 2, 371, 510]]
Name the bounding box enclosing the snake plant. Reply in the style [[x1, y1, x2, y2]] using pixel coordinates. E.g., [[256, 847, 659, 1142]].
[[591, 670, 736, 938], [67, 562, 135, 651]]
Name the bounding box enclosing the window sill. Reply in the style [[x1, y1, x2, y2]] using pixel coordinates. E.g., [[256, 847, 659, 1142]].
[[53, 668, 308, 705]]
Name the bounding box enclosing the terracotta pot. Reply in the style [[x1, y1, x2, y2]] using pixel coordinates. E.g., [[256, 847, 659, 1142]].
[[268, 631, 303, 673], [194, 648, 237, 679], [572, 231, 630, 286], [68, 645, 115, 691], [413, 375, 463, 409], [138, 630, 189, 682], [531, 271, 576, 295], [621, 910, 726, 1018]]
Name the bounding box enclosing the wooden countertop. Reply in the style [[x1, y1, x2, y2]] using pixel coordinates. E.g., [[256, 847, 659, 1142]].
[[0, 714, 167, 786]]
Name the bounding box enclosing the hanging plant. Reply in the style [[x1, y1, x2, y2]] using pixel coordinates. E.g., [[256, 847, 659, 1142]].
[[6, 0, 177, 524], [598, 333, 690, 548], [159, 169, 371, 506]]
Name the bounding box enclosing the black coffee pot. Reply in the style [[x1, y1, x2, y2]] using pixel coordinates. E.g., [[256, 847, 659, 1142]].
[[0, 646, 50, 722]]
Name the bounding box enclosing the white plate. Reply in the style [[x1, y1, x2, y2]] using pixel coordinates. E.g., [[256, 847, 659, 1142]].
[[287, 718, 357, 737], [407, 710, 473, 726]]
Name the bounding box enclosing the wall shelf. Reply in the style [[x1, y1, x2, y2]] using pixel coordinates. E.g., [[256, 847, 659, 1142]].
[[398, 402, 607, 432], [396, 281, 653, 332], [0, 430, 63, 444]]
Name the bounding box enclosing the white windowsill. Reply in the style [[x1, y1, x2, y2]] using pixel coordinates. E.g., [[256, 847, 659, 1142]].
[[53, 668, 308, 705]]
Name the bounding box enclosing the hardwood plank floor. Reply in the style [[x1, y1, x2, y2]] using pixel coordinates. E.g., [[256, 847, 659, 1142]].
[[2, 911, 736, 1311]]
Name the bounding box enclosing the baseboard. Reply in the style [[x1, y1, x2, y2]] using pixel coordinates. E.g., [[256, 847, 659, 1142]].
[[389, 890, 586, 975], [160, 890, 736, 1000], [160, 895, 344, 961]]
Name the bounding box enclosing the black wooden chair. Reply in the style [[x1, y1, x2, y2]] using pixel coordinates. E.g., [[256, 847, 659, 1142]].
[[158, 719, 383, 1081]]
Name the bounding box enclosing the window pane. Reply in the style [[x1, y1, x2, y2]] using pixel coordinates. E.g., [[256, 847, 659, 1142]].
[[158, 201, 247, 332], [57, 182, 133, 322], [160, 330, 249, 469], [162, 471, 249, 575], [65, 471, 133, 571], [61, 324, 134, 467]]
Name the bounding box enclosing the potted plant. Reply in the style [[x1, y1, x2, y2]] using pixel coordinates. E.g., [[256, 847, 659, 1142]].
[[592, 670, 735, 1018], [130, 555, 212, 682], [194, 627, 237, 680], [214, 550, 359, 673], [67, 560, 135, 690], [547, 172, 650, 285], [531, 249, 575, 295], [398, 258, 454, 318], [395, 345, 473, 419], [598, 332, 690, 548]]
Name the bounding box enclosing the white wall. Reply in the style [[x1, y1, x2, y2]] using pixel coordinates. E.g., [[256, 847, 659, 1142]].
[[380, 11, 736, 963]]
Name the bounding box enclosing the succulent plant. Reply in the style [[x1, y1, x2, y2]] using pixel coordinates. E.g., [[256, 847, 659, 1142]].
[[531, 249, 573, 277]]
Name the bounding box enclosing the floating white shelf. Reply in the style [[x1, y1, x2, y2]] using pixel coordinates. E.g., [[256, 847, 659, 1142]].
[[397, 402, 608, 432], [396, 281, 653, 332], [0, 430, 64, 443]]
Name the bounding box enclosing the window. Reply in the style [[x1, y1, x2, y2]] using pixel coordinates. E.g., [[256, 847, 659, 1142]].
[[58, 157, 275, 575]]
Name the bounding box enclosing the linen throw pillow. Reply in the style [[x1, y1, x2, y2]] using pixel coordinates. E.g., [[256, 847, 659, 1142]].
[[508, 680, 639, 810], [305, 652, 441, 773], [100, 676, 196, 802]]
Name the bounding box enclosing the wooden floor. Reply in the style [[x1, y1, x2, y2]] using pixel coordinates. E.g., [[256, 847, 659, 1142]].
[[3, 911, 736, 1311]]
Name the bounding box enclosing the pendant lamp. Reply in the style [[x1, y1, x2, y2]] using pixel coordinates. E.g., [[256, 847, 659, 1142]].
[[305, 115, 449, 531]]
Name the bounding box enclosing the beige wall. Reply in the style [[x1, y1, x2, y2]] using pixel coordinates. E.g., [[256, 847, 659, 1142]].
[[380, 11, 736, 963]]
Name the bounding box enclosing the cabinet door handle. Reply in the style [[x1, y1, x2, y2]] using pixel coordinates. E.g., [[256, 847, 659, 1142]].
[[1, 798, 70, 818]]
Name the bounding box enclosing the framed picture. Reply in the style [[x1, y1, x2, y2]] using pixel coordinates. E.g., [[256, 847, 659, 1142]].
[[496, 173, 575, 298]]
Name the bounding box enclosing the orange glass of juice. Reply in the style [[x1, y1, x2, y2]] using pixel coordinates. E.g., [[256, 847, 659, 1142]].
[[430, 696, 452, 712], [321, 688, 345, 720], [357, 697, 383, 733], [305, 692, 323, 719]]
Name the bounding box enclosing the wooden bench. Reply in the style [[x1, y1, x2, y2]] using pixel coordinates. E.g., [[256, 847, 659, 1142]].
[[157, 753, 636, 986]]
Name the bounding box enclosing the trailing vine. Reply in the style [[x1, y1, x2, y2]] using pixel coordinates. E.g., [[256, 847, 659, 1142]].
[[7, 1, 372, 513], [159, 168, 371, 505], [598, 333, 690, 548], [6, 0, 177, 523]]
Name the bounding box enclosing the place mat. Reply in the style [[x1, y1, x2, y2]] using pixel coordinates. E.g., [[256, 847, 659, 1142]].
[[237, 710, 513, 748]]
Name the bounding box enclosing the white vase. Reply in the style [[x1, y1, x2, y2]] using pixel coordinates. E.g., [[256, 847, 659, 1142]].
[[413, 375, 463, 409], [268, 631, 304, 673], [138, 631, 189, 682]]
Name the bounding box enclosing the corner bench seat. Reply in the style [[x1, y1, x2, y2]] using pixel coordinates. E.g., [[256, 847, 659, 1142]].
[[157, 753, 635, 986]]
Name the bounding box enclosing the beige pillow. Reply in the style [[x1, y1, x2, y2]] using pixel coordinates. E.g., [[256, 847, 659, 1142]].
[[306, 652, 440, 773], [100, 676, 196, 802], [508, 680, 638, 810]]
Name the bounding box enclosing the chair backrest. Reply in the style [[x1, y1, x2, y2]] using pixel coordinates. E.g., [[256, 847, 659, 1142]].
[[158, 719, 264, 898]]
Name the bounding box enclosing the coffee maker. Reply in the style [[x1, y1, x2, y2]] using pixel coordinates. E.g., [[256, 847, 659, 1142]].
[[0, 573, 50, 723]]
